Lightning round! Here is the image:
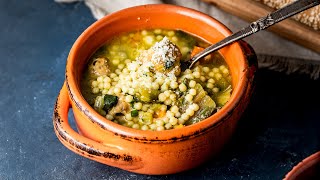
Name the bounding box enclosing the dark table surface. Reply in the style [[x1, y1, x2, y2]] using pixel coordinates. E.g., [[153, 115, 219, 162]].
[[1, 1, 319, 179]]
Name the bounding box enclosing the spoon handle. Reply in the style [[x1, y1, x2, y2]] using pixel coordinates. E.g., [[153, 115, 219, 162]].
[[189, 0, 320, 68]]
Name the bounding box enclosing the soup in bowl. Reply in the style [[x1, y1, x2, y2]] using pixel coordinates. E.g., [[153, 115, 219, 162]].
[[53, 4, 257, 175], [81, 29, 233, 131]]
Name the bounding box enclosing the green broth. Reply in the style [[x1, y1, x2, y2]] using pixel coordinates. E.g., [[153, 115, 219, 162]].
[[81, 29, 232, 131]]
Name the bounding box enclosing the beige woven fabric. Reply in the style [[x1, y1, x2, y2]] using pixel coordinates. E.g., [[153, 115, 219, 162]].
[[256, 0, 320, 30]]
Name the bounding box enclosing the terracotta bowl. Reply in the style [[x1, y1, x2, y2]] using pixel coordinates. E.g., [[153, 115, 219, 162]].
[[284, 152, 320, 180], [53, 4, 257, 175]]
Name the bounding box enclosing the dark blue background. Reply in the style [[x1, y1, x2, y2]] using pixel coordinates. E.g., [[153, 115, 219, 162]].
[[0, 1, 319, 179]]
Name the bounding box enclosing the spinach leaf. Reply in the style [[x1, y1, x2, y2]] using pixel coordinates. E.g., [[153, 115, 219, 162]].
[[103, 95, 118, 112]]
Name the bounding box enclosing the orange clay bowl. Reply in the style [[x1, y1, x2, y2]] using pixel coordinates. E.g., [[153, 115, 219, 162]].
[[53, 4, 257, 175], [284, 151, 320, 180]]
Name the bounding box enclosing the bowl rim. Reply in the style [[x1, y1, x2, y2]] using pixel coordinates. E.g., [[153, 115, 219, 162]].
[[284, 151, 320, 180], [65, 4, 249, 142]]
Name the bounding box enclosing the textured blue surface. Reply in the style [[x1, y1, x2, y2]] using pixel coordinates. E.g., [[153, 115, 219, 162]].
[[0, 1, 319, 179]]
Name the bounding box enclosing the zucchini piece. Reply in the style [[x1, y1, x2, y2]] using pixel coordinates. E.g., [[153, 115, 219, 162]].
[[177, 83, 207, 114], [94, 95, 104, 110], [216, 85, 232, 107], [150, 104, 162, 110], [151, 104, 166, 118], [215, 77, 229, 90], [176, 95, 189, 114], [185, 95, 216, 125], [136, 87, 159, 102], [93, 95, 107, 116], [192, 84, 206, 103], [139, 112, 153, 125]]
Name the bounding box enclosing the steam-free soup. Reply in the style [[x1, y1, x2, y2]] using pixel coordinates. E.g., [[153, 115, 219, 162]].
[[81, 29, 232, 131]]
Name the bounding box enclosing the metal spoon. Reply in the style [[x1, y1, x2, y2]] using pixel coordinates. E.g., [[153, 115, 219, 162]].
[[182, 0, 320, 70]]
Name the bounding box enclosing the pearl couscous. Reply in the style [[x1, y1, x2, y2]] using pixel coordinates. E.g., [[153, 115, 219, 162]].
[[81, 29, 232, 131]]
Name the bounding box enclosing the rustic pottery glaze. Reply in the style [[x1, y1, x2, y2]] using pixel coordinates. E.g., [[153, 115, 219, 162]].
[[53, 4, 257, 175], [284, 151, 320, 180]]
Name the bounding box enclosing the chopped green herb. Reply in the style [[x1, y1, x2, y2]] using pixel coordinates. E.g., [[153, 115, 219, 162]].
[[131, 109, 139, 117]]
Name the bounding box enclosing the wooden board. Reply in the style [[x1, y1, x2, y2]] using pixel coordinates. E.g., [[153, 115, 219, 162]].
[[202, 0, 320, 53]]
